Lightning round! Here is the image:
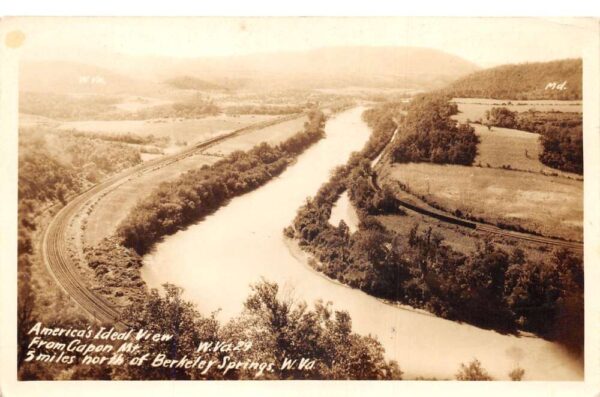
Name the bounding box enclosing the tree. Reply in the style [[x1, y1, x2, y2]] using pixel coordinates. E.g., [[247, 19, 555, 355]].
[[115, 283, 220, 380], [391, 94, 479, 166], [455, 359, 493, 381], [485, 107, 516, 128], [221, 279, 402, 380], [509, 367, 525, 381], [17, 255, 36, 367]]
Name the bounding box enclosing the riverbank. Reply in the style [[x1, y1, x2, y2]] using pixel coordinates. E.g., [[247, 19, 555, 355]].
[[140, 106, 582, 380]]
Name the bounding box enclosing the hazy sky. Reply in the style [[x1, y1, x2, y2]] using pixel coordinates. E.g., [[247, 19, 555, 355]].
[[8, 17, 594, 67]]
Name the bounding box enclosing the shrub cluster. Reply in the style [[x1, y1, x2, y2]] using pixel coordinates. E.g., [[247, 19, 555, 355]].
[[391, 94, 480, 165]]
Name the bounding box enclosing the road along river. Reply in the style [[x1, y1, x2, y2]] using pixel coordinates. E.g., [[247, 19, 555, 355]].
[[141, 106, 582, 380]]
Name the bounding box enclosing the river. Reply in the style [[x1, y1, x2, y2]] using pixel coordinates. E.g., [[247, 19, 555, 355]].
[[141, 106, 582, 380]]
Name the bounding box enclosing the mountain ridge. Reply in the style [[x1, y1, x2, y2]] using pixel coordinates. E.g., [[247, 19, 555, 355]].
[[441, 58, 582, 100], [20, 46, 480, 93]]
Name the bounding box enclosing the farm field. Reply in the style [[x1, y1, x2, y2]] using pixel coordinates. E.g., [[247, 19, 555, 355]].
[[471, 124, 581, 178], [386, 163, 583, 241], [203, 115, 308, 156], [58, 114, 278, 145], [451, 98, 582, 124], [112, 95, 173, 112], [83, 153, 220, 246], [449, 98, 583, 178], [83, 113, 310, 246], [375, 210, 563, 263]]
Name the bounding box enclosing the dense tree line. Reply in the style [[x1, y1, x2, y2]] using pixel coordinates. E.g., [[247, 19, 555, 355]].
[[19, 150, 80, 205], [17, 128, 142, 260], [19, 280, 401, 380], [20, 92, 120, 120], [391, 94, 480, 165], [539, 128, 583, 174], [18, 128, 142, 236], [121, 281, 400, 380], [20, 92, 221, 121], [442, 58, 582, 100], [63, 137, 142, 177], [65, 130, 170, 146], [287, 106, 583, 353], [17, 128, 145, 374], [18, 110, 404, 381], [18, 127, 142, 257], [485, 108, 583, 174], [347, 160, 402, 216], [117, 111, 327, 254], [20, 89, 350, 122], [134, 96, 221, 119]]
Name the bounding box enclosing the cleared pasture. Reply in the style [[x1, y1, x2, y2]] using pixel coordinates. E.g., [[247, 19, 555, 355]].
[[386, 163, 583, 241], [204, 115, 308, 156], [113, 95, 173, 112], [83, 153, 220, 246], [58, 114, 277, 145], [452, 98, 582, 124], [83, 114, 309, 246], [472, 124, 581, 178]]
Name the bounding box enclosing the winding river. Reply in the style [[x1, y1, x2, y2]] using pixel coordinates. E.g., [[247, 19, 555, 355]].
[[141, 106, 582, 380]]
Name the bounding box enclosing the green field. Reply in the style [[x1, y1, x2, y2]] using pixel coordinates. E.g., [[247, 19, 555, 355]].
[[471, 123, 581, 178], [452, 98, 582, 124], [387, 163, 583, 241], [83, 114, 309, 246], [58, 114, 278, 145], [448, 99, 582, 179], [203, 115, 309, 155], [83, 153, 220, 246]]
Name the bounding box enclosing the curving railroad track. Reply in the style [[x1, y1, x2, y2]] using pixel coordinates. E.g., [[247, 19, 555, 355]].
[[387, 190, 583, 251], [371, 127, 583, 252], [41, 114, 306, 324], [42, 110, 582, 326]]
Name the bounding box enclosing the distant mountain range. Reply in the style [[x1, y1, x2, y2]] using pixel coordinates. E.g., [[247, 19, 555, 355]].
[[20, 46, 479, 94], [441, 59, 582, 100], [19, 61, 164, 95], [155, 47, 480, 90]]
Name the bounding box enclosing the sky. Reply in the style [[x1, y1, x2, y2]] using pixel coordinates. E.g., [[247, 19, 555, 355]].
[[5, 17, 594, 68]]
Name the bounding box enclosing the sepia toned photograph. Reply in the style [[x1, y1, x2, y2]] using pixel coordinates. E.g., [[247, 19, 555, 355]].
[[0, 15, 598, 392]]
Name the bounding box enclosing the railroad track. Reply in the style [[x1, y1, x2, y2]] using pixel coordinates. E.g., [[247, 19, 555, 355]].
[[370, 131, 583, 252], [390, 185, 583, 251], [474, 223, 583, 250], [41, 114, 307, 325]]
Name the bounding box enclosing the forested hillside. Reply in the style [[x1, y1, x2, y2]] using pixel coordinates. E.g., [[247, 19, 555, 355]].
[[443, 59, 582, 100]]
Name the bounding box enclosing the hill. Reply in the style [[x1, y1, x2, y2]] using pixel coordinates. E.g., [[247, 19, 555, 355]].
[[442, 59, 582, 100], [19, 61, 163, 95], [158, 47, 479, 90], [34, 46, 478, 91], [24, 47, 479, 93]]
